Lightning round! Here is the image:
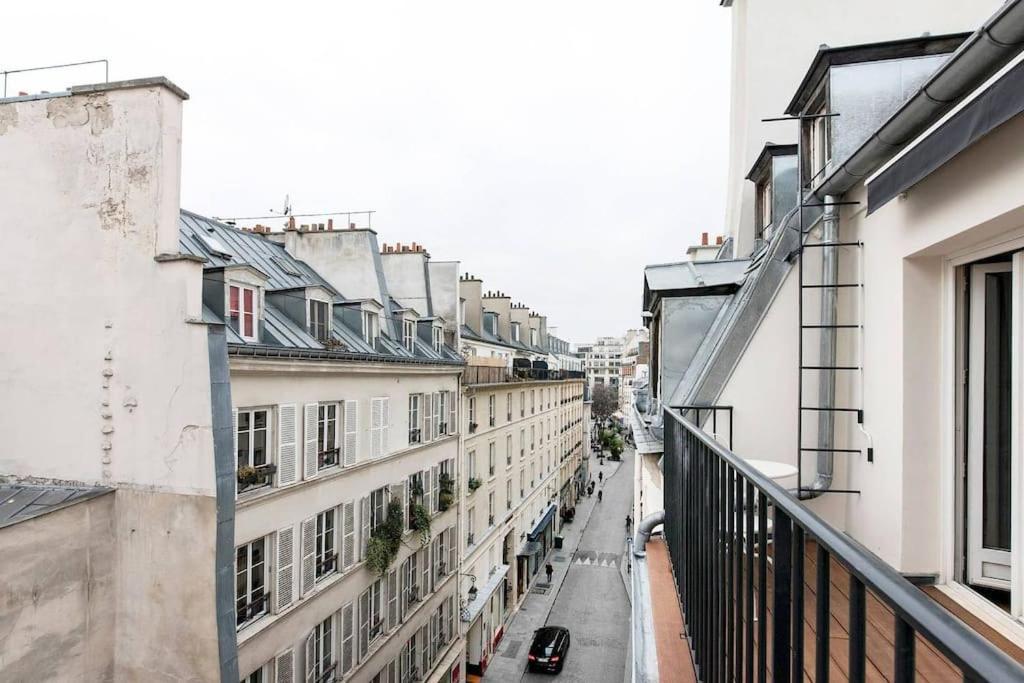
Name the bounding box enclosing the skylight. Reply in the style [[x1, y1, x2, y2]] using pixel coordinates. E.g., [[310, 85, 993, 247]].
[[196, 231, 232, 259], [272, 255, 303, 277]]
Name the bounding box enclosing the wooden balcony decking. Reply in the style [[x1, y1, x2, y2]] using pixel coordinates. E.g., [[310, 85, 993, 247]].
[[735, 540, 1024, 682]]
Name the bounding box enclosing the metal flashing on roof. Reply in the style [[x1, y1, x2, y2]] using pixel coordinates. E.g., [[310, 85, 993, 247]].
[[785, 33, 971, 116], [0, 484, 112, 529], [867, 55, 1024, 214], [745, 143, 798, 182]]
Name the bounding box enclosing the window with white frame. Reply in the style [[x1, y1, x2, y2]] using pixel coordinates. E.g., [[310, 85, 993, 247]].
[[511, 322, 520, 342], [530, 425, 535, 451], [520, 428, 525, 458], [506, 392, 512, 422], [756, 178, 773, 241], [315, 509, 337, 580], [403, 319, 416, 351], [506, 434, 512, 467], [307, 616, 335, 683], [362, 310, 379, 345], [309, 299, 330, 342], [370, 486, 389, 533], [488, 395, 496, 427], [468, 397, 477, 432], [506, 480, 512, 510], [466, 450, 477, 485], [488, 491, 495, 526], [367, 578, 384, 641], [803, 93, 831, 188], [229, 284, 258, 341], [530, 390, 535, 414], [520, 391, 525, 417], [488, 442, 496, 477], [467, 506, 475, 546], [432, 325, 443, 353], [519, 469, 524, 499], [408, 394, 422, 444], [235, 537, 268, 628], [317, 403, 340, 469], [241, 663, 268, 683], [236, 408, 272, 493], [438, 392, 448, 436]]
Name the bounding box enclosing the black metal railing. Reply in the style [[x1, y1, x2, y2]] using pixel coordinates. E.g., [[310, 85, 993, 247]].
[[462, 366, 586, 385], [663, 409, 1024, 683]]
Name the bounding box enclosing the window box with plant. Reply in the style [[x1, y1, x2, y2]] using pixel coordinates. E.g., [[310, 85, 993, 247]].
[[438, 472, 455, 511], [410, 503, 431, 545], [467, 477, 482, 493], [469, 422, 478, 434], [236, 462, 277, 492], [318, 447, 340, 469]]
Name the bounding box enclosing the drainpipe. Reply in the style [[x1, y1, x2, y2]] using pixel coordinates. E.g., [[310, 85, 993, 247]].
[[632, 510, 665, 558], [802, 199, 839, 498]]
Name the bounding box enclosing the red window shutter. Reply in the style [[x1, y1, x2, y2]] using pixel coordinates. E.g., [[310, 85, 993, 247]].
[[243, 288, 254, 337]]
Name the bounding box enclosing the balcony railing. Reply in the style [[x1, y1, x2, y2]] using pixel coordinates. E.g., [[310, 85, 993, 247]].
[[663, 408, 1024, 683], [462, 366, 586, 385]]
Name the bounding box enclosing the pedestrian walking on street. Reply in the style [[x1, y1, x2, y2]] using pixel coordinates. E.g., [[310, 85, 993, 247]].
[[625, 514, 632, 532], [598, 489, 603, 503], [545, 562, 553, 584], [598, 471, 603, 483]]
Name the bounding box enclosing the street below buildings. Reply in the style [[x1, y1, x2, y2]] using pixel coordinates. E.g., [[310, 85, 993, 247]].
[[485, 445, 634, 683]]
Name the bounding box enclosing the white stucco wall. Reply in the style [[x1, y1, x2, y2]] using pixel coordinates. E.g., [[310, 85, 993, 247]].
[[721, 0, 990, 257]]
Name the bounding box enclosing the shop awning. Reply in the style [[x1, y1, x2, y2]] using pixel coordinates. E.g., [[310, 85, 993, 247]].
[[460, 564, 511, 624], [518, 540, 543, 558], [527, 503, 557, 541]]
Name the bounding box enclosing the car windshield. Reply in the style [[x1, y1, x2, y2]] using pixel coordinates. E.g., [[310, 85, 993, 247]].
[[533, 630, 560, 656]]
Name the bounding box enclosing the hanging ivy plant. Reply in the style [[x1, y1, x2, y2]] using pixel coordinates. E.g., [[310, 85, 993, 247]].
[[410, 478, 424, 498], [410, 503, 431, 546], [365, 500, 405, 576], [438, 472, 456, 511]]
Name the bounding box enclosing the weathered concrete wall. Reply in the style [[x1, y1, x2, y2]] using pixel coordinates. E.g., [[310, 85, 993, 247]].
[[0, 80, 221, 680], [381, 251, 432, 317], [428, 261, 460, 335], [0, 493, 116, 682]]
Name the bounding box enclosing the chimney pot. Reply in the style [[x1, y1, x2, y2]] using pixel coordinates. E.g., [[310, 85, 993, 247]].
[[716, 235, 723, 245], [701, 232, 709, 246], [349, 222, 356, 230], [328, 218, 334, 230], [287, 216, 297, 231]]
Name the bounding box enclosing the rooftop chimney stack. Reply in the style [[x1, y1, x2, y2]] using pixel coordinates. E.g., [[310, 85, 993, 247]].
[[716, 235, 723, 245], [701, 232, 709, 246]]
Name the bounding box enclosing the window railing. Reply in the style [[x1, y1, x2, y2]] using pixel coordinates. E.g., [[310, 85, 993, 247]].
[[237, 463, 277, 493], [315, 553, 337, 578], [468, 423, 478, 434], [314, 662, 337, 683], [318, 448, 340, 469], [236, 590, 270, 627], [662, 408, 1024, 683], [409, 427, 422, 444]]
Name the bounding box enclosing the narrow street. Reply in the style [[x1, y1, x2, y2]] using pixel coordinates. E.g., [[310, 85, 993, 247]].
[[486, 445, 634, 683]]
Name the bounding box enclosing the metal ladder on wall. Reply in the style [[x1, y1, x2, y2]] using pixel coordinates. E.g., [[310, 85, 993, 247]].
[[764, 110, 872, 497]]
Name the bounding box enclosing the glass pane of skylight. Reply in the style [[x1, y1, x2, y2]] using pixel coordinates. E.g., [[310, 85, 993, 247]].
[[196, 231, 233, 259]]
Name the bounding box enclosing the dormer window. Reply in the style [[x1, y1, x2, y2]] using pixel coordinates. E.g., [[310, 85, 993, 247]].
[[229, 285, 258, 341], [432, 326, 443, 353], [756, 179, 773, 241], [511, 322, 521, 343], [803, 99, 832, 188], [362, 310, 379, 345], [403, 319, 416, 351], [309, 299, 330, 342], [530, 329, 538, 347]]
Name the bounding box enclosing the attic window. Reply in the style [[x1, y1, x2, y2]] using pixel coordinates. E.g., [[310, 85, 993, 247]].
[[362, 310, 380, 346], [511, 322, 521, 343], [802, 88, 832, 188], [403, 319, 416, 352], [309, 299, 330, 342], [755, 179, 773, 241], [197, 231, 233, 259], [229, 285, 257, 341], [432, 326, 443, 353], [272, 255, 302, 278]]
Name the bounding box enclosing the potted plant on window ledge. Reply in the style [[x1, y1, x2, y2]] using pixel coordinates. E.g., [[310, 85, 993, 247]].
[[438, 472, 455, 511], [410, 503, 431, 545], [366, 500, 404, 576], [467, 477, 482, 493]]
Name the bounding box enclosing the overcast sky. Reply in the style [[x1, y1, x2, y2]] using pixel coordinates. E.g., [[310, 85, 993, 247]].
[[6, 1, 731, 342]]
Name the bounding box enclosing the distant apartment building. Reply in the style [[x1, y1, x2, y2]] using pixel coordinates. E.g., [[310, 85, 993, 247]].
[[577, 335, 624, 396], [0, 76, 467, 683], [456, 275, 587, 677], [618, 328, 649, 410]]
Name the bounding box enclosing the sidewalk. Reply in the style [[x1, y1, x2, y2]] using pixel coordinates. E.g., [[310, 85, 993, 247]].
[[483, 456, 625, 680]]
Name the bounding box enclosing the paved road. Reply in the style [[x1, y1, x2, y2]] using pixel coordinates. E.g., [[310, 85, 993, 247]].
[[520, 449, 633, 683]]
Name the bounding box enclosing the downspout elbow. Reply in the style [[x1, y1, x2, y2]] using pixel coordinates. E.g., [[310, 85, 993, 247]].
[[632, 510, 665, 558]]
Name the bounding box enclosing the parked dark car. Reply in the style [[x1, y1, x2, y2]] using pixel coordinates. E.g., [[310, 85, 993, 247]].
[[527, 626, 570, 673]]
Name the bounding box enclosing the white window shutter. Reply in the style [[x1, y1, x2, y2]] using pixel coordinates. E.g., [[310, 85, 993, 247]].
[[399, 561, 408, 623], [278, 404, 298, 486], [274, 648, 294, 683], [423, 468, 433, 515], [342, 501, 355, 570], [303, 403, 318, 480], [447, 527, 456, 574], [392, 482, 405, 528], [382, 397, 390, 455], [387, 569, 398, 631], [360, 496, 370, 561], [432, 393, 441, 439], [371, 398, 382, 459], [431, 466, 439, 514], [304, 630, 315, 683], [448, 391, 456, 435], [276, 527, 295, 611], [232, 408, 238, 458], [358, 588, 370, 660], [424, 393, 434, 443], [300, 517, 316, 596], [341, 601, 355, 674], [343, 400, 358, 466]]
